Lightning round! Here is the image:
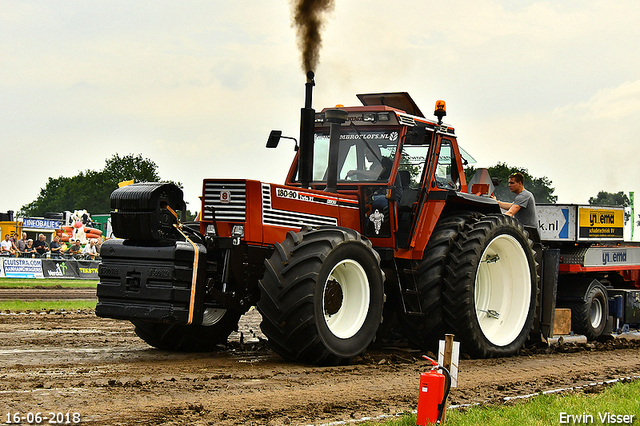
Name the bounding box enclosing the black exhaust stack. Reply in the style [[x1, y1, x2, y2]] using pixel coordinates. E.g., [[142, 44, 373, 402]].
[[298, 71, 315, 189]]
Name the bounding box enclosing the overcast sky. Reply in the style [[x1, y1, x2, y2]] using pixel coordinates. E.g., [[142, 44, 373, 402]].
[[2, 1, 639, 238]]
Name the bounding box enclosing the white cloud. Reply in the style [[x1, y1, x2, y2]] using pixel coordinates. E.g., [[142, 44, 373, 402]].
[[555, 80, 640, 120]]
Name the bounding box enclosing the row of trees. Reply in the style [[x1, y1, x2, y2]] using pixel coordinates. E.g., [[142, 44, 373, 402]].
[[465, 163, 639, 226], [19, 154, 194, 219], [588, 191, 634, 225], [464, 162, 558, 204], [20, 157, 638, 227]]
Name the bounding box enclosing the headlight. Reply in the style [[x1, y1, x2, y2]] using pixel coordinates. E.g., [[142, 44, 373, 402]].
[[363, 112, 377, 123], [231, 225, 245, 238]]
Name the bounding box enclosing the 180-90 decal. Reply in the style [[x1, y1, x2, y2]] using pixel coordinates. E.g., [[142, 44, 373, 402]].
[[275, 188, 337, 205]]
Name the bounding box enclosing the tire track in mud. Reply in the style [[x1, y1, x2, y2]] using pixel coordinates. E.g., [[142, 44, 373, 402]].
[[0, 311, 639, 425], [0, 288, 96, 300]]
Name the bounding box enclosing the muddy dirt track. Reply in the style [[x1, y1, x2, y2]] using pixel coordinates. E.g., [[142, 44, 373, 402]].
[[0, 288, 97, 300], [1, 307, 640, 425]]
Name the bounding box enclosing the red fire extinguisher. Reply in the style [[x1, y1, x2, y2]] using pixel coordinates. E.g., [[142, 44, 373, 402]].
[[417, 356, 451, 425]]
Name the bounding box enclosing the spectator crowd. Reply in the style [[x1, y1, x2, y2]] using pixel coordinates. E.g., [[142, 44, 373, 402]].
[[0, 232, 102, 260]]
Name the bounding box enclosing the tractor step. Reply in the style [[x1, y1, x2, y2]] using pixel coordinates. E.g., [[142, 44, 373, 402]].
[[394, 260, 424, 316]]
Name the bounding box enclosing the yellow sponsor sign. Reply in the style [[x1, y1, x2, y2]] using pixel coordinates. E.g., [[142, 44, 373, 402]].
[[578, 206, 624, 240], [0, 221, 21, 240]]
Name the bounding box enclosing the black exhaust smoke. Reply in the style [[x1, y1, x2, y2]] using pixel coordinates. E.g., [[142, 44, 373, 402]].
[[292, 0, 334, 188], [291, 0, 335, 74]]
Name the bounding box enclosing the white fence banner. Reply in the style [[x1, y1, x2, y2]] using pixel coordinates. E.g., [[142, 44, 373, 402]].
[[2, 258, 45, 278]]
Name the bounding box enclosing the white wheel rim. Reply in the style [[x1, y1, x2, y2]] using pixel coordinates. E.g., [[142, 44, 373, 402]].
[[590, 298, 603, 329], [323, 259, 370, 339], [201, 308, 227, 326], [475, 234, 531, 346]]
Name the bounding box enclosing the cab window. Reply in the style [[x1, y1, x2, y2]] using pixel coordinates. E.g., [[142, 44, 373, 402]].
[[312, 134, 330, 181], [311, 129, 400, 183], [435, 140, 460, 190], [398, 144, 429, 189]]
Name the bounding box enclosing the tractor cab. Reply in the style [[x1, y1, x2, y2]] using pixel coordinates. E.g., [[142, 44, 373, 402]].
[[276, 92, 473, 257]]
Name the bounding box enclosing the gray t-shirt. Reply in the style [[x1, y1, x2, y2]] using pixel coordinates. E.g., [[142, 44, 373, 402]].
[[513, 189, 538, 228]]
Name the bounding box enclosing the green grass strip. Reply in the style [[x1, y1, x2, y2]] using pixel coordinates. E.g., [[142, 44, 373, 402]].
[[443, 380, 640, 425], [0, 300, 96, 312], [0, 277, 97, 288], [366, 379, 640, 425]]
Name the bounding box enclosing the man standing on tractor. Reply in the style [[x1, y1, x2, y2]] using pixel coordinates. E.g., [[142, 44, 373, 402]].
[[492, 172, 538, 228]]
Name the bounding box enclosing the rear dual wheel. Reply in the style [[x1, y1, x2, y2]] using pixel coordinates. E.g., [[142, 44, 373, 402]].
[[396, 212, 478, 351], [443, 215, 538, 357]]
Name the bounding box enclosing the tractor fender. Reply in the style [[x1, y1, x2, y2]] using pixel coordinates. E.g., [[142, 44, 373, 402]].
[[437, 191, 502, 216]]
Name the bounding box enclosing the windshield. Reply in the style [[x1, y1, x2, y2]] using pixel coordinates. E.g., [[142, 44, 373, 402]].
[[399, 144, 430, 189], [311, 128, 401, 183]]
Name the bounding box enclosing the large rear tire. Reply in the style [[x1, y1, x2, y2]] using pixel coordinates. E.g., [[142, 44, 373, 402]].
[[443, 215, 538, 357], [397, 212, 478, 351], [257, 227, 385, 365], [131, 308, 242, 351]]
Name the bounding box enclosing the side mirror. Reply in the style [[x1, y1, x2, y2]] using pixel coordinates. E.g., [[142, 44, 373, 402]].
[[266, 130, 282, 148], [266, 130, 298, 151]]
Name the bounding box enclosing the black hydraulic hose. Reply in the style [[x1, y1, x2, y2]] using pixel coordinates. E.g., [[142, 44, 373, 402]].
[[180, 223, 206, 245], [422, 355, 452, 425], [437, 365, 452, 424]]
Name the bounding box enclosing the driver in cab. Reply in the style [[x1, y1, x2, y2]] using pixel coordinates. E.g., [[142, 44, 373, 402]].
[[346, 144, 392, 181], [345, 143, 403, 207]]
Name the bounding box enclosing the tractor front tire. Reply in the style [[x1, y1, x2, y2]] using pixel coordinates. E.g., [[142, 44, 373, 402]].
[[443, 215, 538, 358], [257, 227, 385, 365]]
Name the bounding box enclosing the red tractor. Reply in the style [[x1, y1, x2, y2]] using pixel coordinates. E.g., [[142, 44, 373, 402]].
[[97, 73, 539, 365]]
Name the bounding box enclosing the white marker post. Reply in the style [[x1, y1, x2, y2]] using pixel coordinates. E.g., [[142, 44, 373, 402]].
[[438, 335, 459, 388]]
